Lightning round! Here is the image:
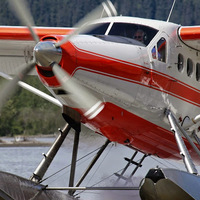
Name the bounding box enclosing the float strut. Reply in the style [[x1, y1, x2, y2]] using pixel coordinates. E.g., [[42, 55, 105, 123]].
[[167, 110, 198, 174], [76, 139, 110, 186], [68, 130, 80, 196], [30, 123, 71, 182], [126, 154, 147, 184], [192, 130, 200, 147], [70, 139, 111, 196]]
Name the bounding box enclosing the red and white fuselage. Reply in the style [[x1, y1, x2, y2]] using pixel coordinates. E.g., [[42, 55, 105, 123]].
[[1, 16, 200, 162], [35, 16, 200, 162]]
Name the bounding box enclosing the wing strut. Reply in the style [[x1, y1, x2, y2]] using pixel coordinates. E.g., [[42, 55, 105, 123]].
[[0, 72, 62, 108]]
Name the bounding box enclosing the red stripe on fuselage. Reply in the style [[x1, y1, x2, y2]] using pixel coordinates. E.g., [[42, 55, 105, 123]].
[[36, 41, 200, 162], [82, 102, 200, 162], [38, 40, 200, 107], [71, 43, 200, 107], [69, 43, 200, 162]]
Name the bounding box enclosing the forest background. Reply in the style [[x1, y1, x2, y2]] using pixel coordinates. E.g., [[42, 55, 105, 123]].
[[0, 0, 199, 136]]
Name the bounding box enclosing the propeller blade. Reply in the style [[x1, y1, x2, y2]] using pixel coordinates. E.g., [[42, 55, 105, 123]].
[[3, 0, 115, 119], [55, 0, 117, 47], [52, 63, 104, 119], [105, 0, 118, 16], [0, 0, 39, 112], [0, 59, 36, 112], [8, 0, 39, 43]]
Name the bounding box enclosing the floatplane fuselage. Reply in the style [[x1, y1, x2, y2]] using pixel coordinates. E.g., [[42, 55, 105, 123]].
[[0, 16, 200, 161], [32, 16, 200, 163]]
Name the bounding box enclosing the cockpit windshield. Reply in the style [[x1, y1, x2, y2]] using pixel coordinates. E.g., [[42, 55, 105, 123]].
[[108, 23, 158, 46], [81, 23, 110, 35], [81, 22, 158, 46]]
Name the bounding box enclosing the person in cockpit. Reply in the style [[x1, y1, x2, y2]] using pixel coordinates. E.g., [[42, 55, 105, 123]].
[[134, 29, 146, 43]]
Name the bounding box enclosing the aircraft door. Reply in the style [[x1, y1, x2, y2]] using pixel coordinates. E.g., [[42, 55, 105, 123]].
[[146, 33, 172, 108], [148, 33, 171, 86], [149, 34, 168, 72]]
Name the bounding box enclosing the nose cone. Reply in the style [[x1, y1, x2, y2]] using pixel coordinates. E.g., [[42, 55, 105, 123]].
[[34, 41, 62, 67]]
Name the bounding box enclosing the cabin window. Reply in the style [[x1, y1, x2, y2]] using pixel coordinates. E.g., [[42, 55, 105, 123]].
[[157, 37, 166, 62], [196, 63, 200, 81], [177, 54, 184, 72], [187, 58, 193, 77]]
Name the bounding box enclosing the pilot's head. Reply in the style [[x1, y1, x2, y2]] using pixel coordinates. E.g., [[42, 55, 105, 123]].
[[134, 29, 145, 43]]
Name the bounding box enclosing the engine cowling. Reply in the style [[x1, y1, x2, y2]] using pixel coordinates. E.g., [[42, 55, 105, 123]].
[[34, 35, 77, 87]]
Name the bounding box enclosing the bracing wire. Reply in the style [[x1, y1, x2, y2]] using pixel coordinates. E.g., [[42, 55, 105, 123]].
[[150, 156, 180, 169], [47, 148, 104, 185], [75, 153, 143, 197], [74, 142, 114, 197], [39, 147, 102, 184], [79, 154, 181, 193], [85, 142, 114, 186]]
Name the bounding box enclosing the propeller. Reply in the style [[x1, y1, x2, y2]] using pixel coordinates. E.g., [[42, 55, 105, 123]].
[[0, 0, 39, 112], [0, 0, 117, 117]]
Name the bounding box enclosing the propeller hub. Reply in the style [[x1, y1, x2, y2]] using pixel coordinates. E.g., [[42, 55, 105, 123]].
[[34, 41, 62, 67]]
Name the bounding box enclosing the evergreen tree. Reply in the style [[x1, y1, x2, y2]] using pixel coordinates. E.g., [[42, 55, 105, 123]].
[[0, 0, 200, 26], [0, 0, 200, 136]]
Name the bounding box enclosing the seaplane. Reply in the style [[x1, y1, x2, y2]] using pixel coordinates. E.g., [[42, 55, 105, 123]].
[[0, 0, 200, 199]]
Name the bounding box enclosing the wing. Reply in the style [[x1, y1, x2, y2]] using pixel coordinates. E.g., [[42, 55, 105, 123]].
[[0, 26, 74, 75], [178, 26, 200, 51]]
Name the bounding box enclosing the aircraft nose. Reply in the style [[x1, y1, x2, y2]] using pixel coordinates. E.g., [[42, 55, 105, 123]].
[[34, 41, 62, 67]]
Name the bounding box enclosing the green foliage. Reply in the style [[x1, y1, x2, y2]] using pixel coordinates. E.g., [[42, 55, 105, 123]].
[[0, 77, 65, 136], [0, 0, 199, 136]]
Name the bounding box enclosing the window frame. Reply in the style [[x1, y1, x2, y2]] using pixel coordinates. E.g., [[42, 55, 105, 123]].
[[151, 37, 167, 63], [196, 63, 200, 81]]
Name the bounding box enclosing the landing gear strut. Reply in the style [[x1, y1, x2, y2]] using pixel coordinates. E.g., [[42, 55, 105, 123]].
[[30, 123, 71, 182], [30, 107, 114, 197], [30, 106, 141, 197]]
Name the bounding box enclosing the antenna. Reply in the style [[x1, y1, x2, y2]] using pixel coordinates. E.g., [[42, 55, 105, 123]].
[[167, 0, 176, 22]]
